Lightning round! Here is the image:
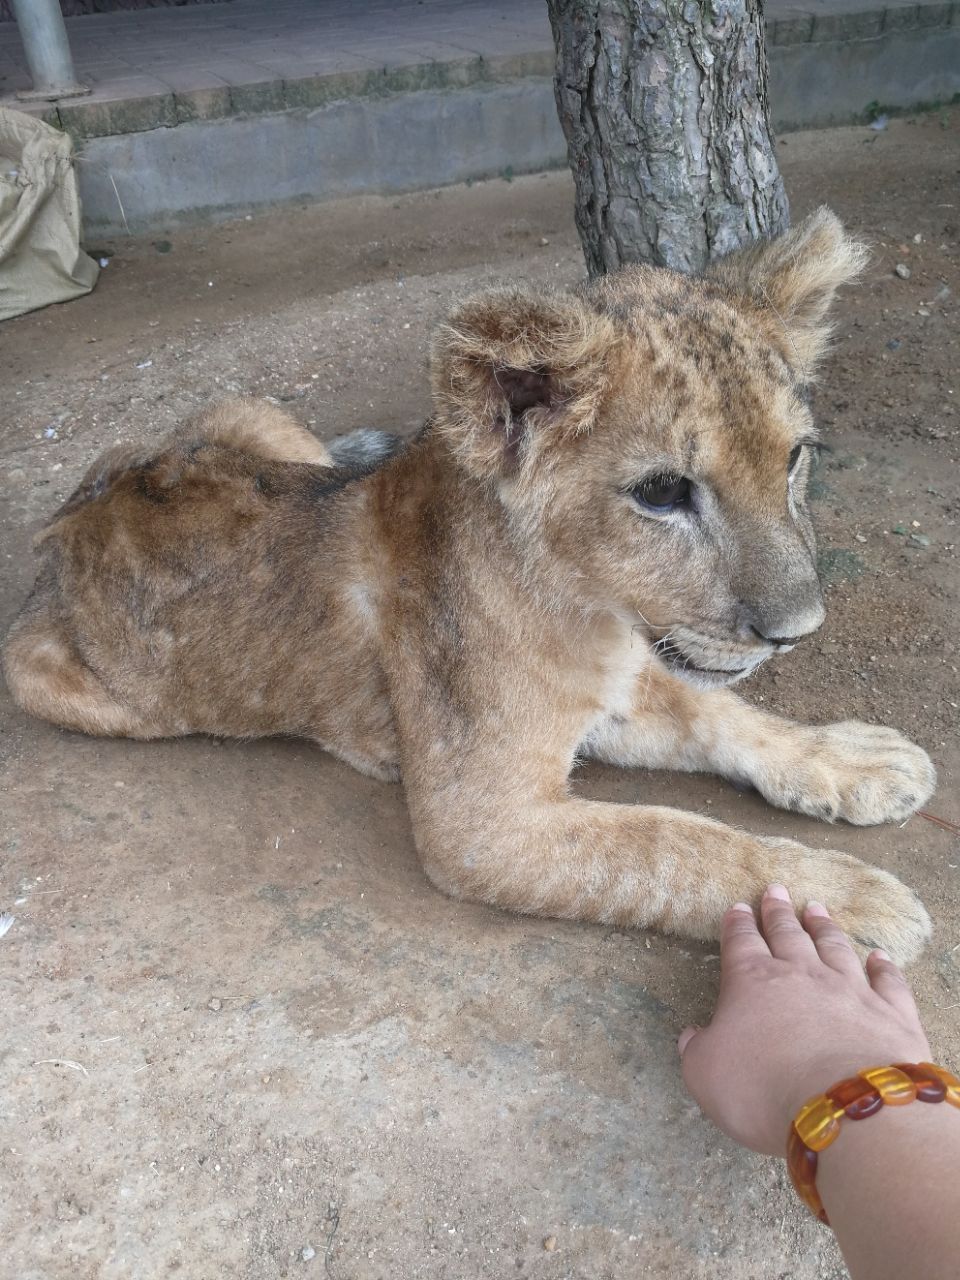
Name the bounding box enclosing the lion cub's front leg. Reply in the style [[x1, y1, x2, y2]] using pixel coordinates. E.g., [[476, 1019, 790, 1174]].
[[407, 783, 931, 966], [586, 661, 936, 826], [399, 712, 932, 967]]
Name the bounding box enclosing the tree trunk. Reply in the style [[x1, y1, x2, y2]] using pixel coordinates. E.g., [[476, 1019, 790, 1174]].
[[546, 0, 790, 275]]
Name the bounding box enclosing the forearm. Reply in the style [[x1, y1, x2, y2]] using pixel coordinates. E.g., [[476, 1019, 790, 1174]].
[[816, 1102, 960, 1280]]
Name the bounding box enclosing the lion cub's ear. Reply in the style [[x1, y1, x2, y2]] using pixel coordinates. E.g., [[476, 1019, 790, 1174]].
[[431, 286, 618, 476], [707, 207, 869, 375]]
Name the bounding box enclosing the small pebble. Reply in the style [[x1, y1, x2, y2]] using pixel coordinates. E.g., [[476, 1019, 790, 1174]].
[[301, 1245, 316, 1262], [910, 533, 931, 547], [854, 533, 867, 543], [207, 997, 223, 1012], [543, 1236, 558, 1252], [894, 263, 911, 279]]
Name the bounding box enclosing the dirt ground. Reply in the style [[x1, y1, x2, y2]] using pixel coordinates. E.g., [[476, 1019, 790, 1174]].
[[1, 111, 958, 1280]]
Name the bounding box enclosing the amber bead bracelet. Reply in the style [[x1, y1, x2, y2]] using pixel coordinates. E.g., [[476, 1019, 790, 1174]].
[[787, 1062, 960, 1224]]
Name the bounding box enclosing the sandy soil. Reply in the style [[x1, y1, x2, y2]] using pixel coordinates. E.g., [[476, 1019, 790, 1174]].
[[1, 111, 958, 1280]]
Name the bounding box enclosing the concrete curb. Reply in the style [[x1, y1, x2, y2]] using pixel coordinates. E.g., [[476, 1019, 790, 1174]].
[[46, 50, 556, 141]]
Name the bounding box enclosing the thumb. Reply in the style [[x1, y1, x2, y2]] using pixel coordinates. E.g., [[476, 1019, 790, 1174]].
[[678, 1025, 700, 1057]]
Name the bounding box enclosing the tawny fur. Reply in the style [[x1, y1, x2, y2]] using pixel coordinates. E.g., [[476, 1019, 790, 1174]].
[[2, 208, 936, 963]]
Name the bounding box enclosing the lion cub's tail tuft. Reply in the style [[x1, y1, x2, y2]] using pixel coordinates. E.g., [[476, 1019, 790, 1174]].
[[326, 428, 405, 474]]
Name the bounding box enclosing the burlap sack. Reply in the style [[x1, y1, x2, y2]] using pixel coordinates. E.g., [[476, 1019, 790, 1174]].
[[0, 107, 99, 322]]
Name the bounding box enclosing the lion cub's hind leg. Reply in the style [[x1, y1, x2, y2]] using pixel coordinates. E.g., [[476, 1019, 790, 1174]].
[[181, 399, 335, 466], [4, 589, 163, 740]]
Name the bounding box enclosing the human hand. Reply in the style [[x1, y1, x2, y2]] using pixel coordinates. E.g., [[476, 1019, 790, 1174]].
[[678, 884, 931, 1156]]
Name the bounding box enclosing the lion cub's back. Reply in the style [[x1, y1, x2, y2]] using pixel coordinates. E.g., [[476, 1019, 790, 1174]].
[[22, 434, 372, 737]]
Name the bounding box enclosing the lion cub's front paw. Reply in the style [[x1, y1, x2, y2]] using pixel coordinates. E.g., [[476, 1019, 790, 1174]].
[[763, 838, 932, 965], [816, 855, 932, 965], [757, 721, 936, 826]]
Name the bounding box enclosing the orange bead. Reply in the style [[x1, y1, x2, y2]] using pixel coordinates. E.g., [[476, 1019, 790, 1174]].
[[858, 1065, 917, 1106], [793, 1094, 844, 1151], [787, 1127, 819, 1186], [923, 1063, 960, 1109], [893, 1063, 947, 1104], [794, 1176, 827, 1224], [827, 1075, 884, 1120]]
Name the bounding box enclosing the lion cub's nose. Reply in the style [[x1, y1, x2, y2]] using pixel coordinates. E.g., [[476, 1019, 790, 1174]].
[[740, 591, 826, 649]]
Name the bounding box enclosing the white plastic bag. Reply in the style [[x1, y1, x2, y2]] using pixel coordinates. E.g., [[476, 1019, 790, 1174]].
[[0, 107, 99, 322]]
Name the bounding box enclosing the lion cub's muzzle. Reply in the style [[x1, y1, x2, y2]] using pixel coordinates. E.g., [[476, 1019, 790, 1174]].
[[653, 589, 826, 690]]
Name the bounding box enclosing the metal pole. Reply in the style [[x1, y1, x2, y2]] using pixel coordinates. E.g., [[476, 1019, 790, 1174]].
[[9, 0, 90, 100]]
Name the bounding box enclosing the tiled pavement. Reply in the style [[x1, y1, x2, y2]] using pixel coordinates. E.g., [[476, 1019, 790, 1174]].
[[0, 0, 552, 102], [1, 0, 957, 139]]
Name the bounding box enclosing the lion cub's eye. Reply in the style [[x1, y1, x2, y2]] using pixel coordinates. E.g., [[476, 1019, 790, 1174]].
[[631, 474, 692, 512], [788, 444, 804, 472]]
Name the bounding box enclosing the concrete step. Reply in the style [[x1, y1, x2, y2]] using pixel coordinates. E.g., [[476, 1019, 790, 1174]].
[[1, 0, 957, 233]]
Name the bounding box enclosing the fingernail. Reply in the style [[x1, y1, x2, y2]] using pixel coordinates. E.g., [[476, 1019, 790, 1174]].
[[805, 900, 830, 918], [871, 948, 892, 961], [765, 884, 791, 901], [729, 901, 753, 914], [677, 1026, 699, 1056]]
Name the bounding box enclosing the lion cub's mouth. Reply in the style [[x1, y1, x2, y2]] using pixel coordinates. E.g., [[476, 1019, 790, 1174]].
[[656, 639, 761, 689]]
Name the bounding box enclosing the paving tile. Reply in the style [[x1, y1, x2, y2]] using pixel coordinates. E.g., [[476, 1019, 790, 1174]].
[[75, 73, 175, 104], [155, 66, 232, 94], [200, 57, 285, 86]]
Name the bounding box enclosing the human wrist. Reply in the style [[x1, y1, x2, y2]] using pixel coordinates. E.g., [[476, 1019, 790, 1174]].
[[816, 1097, 960, 1225], [813, 1092, 960, 1280], [776, 1047, 932, 1149]]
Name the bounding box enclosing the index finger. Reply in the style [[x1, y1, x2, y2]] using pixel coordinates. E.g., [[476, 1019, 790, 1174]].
[[720, 902, 771, 972]]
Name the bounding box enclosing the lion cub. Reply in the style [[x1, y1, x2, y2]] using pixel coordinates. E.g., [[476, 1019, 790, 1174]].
[[3, 208, 936, 963]]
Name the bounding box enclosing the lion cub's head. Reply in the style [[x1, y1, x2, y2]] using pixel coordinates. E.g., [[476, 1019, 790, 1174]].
[[431, 208, 867, 689]]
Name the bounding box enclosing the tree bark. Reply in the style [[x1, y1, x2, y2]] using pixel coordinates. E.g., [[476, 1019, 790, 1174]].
[[546, 0, 790, 275]]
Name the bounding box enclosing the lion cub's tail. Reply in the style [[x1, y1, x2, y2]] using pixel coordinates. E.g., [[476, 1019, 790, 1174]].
[[327, 428, 405, 473]]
